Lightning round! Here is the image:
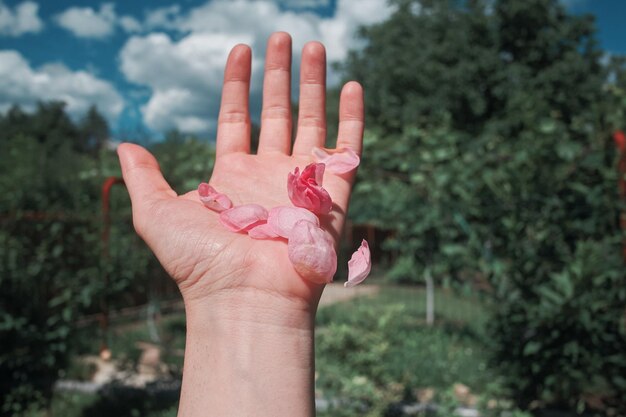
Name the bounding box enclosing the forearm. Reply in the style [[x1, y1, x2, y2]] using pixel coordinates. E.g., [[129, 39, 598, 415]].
[[178, 289, 317, 417]]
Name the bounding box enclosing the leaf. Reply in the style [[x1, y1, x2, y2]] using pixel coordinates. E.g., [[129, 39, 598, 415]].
[[523, 341, 542, 356]]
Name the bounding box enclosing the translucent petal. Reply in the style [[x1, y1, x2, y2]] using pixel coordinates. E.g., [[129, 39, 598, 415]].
[[198, 183, 232, 212], [267, 206, 320, 239], [248, 222, 280, 239], [344, 240, 372, 287], [287, 163, 332, 214], [287, 220, 337, 284], [219, 204, 268, 232], [312, 147, 360, 174]]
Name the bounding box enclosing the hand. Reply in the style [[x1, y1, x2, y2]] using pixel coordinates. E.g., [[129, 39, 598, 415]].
[[118, 32, 364, 310], [118, 32, 364, 416]]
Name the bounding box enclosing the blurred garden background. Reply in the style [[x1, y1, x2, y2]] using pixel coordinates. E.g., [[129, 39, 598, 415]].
[[1, 0, 626, 416]]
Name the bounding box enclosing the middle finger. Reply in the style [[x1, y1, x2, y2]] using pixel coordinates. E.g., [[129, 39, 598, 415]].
[[292, 41, 327, 156], [257, 32, 293, 155]]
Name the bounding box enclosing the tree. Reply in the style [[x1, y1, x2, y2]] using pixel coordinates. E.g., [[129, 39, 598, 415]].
[[78, 105, 110, 155], [345, 0, 502, 133], [344, 0, 626, 411], [0, 133, 99, 415], [0, 101, 80, 150], [150, 130, 216, 192], [0, 103, 159, 415], [0, 105, 29, 143]]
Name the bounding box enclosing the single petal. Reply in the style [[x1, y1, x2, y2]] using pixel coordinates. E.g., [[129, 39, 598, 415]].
[[288, 220, 337, 284], [198, 183, 232, 212], [287, 163, 333, 214], [248, 222, 280, 239], [267, 206, 320, 238], [312, 147, 361, 174], [301, 162, 326, 185], [202, 194, 233, 212], [198, 182, 214, 195], [219, 204, 268, 232], [344, 239, 372, 287]]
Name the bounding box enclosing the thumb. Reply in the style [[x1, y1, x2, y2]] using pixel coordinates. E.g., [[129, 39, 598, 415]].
[[117, 143, 176, 208]]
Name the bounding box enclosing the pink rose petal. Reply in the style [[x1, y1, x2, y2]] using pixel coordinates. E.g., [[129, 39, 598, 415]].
[[312, 147, 360, 174], [198, 183, 232, 212], [248, 222, 280, 239], [287, 220, 337, 284], [219, 204, 268, 232], [344, 240, 372, 287], [267, 206, 320, 239], [287, 163, 332, 214]]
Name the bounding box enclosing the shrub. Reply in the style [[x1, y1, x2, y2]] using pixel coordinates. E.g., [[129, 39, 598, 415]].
[[0, 137, 100, 415], [315, 289, 492, 414]]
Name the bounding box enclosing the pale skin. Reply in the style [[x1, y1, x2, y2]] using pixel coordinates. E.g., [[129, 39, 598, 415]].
[[117, 32, 364, 417]]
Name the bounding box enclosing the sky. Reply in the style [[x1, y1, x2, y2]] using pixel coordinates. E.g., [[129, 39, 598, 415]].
[[0, 0, 624, 139]]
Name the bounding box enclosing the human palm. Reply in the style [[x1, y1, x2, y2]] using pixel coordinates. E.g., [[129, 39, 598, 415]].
[[118, 33, 363, 308]]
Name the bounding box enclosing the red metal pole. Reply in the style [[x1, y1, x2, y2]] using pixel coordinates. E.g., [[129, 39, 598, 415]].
[[100, 177, 125, 359]]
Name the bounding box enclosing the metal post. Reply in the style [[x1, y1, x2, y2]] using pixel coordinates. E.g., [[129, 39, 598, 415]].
[[425, 268, 434, 326], [100, 177, 125, 359]]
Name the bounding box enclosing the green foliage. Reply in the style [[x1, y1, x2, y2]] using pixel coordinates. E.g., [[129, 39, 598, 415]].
[[0, 133, 100, 415], [0, 104, 216, 415], [351, 126, 486, 283], [78, 105, 110, 155], [490, 237, 626, 410], [315, 288, 492, 415], [150, 130, 216, 192], [345, 0, 626, 411]]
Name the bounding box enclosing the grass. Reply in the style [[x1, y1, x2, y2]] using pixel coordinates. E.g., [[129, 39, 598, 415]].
[[315, 285, 493, 416], [356, 285, 490, 330], [49, 285, 491, 416]]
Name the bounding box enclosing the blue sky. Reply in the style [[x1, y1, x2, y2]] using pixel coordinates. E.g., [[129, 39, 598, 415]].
[[566, 0, 626, 55], [0, 0, 624, 139]]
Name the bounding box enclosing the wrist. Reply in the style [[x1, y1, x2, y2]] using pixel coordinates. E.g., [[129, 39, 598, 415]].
[[178, 288, 317, 417], [184, 286, 316, 331]]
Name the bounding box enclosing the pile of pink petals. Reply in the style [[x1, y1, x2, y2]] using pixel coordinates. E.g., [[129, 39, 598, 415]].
[[197, 147, 371, 286]]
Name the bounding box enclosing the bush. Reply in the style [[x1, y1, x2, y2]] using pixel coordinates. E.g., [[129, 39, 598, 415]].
[[490, 237, 626, 411], [345, 0, 626, 410], [315, 289, 492, 415], [0, 100, 218, 415], [0, 136, 101, 415]]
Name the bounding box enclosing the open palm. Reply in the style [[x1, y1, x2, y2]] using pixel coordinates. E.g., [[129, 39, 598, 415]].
[[118, 33, 364, 308]]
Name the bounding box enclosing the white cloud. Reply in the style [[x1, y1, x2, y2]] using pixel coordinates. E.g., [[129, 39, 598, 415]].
[[119, 0, 393, 134], [0, 1, 43, 36], [0, 50, 124, 122], [144, 89, 213, 133], [143, 5, 181, 31], [175, 0, 320, 55], [119, 15, 141, 33], [55, 3, 144, 38], [55, 3, 116, 38], [120, 32, 256, 133], [319, 0, 399, 66], [278, 0, 331, 9]]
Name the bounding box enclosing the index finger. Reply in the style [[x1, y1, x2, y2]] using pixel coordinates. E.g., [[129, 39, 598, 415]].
[[216, 44, 252, 158], [335, 81, 364, 154]]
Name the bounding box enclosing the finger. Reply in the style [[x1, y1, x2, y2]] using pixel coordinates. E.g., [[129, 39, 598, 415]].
[[257, 32, 292, 155], [335, 81, 364, 155], [292, 41, 326, 156], [216, 44, 252, 158], [117, 143, 176, 208]]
